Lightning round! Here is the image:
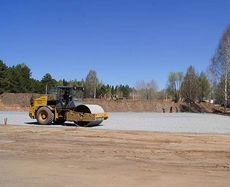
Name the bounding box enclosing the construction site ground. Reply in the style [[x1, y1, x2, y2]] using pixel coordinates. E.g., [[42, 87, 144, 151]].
[[0, 125, 230, 187], [1, 93, 230, 186]]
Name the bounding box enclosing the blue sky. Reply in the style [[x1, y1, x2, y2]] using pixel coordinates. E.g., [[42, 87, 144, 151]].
[[0, 0, 230, 89]]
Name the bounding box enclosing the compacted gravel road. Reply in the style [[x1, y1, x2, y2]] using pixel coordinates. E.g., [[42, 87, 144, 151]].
[[1, 111, 230, 134]]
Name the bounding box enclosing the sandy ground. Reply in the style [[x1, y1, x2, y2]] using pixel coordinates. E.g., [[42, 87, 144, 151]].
[[0, 125, 230, 187]]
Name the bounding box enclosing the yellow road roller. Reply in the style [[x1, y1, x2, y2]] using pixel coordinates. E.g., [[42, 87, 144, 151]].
[[29, 86, 109, 126]]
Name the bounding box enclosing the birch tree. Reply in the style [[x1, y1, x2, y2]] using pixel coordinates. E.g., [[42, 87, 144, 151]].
[[135, 80, 157, 100], [166, 72, 183, 102], [209, 25, 230, 111]]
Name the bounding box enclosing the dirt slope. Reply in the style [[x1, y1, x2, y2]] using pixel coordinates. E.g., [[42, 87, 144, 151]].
[[0, 93, 217, 113]]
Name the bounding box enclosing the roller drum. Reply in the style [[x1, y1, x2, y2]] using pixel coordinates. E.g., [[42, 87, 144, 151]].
[[74, 104, 105, 126], [75, 104, 105, 113]]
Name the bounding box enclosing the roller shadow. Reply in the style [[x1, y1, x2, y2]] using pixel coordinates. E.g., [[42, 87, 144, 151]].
[[25, 121, 76, 127], [24, 121, 102, 128], [25, 121, 39, 125]]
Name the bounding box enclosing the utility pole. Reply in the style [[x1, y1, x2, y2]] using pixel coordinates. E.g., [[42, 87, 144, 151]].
[[224, 66, 227, 113], [93, 86, 96, 99], [93, 80, 97, 99], [46, 84, 48, 95]]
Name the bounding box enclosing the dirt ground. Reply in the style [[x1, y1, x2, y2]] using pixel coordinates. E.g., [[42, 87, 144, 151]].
[[0, 125, 230, 187]]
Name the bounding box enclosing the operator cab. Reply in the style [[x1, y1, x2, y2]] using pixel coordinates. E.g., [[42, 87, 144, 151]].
[[48, 86, 84, 109]]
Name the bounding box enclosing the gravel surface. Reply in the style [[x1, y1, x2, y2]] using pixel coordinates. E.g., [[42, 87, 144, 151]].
[[1, 111, 230, 134]]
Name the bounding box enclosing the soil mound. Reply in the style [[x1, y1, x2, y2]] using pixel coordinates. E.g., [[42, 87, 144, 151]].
[[0, 93, 218, 113]]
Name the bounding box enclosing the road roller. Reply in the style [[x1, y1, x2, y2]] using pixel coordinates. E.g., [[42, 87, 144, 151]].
[[29, 86, 109, 126]]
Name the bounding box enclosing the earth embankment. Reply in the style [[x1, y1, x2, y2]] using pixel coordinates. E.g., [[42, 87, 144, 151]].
[[0, 93, 217, 113]]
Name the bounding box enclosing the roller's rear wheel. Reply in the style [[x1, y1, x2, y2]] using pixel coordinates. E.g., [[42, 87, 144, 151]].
[[36, 107, 54, 125]]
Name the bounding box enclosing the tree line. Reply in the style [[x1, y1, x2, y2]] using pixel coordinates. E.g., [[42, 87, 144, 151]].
[[0, 60, 211, 101], [0, 63, 133, 99], [1, 25, 230, 105]]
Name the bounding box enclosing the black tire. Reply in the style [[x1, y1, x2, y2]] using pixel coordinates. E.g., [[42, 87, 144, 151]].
[[54, 119, 66, 125], [36, 107, 54, 125]]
